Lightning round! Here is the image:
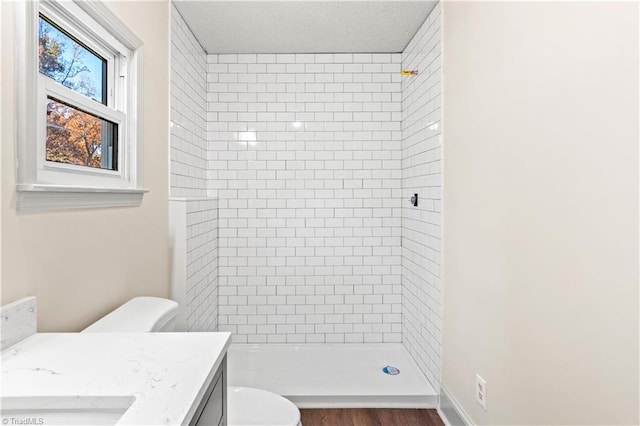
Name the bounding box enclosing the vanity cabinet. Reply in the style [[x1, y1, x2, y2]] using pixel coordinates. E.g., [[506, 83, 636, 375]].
[[190, 355, 227, 426]]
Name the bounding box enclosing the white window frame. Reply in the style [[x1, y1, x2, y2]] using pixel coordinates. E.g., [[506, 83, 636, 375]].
[[15, 0, 147, 211]]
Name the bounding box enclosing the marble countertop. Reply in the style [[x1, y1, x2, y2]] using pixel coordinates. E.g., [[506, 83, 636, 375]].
[[1, 332, 231, 425]]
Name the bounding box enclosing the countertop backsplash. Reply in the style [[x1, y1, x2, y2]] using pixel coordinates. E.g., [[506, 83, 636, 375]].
[[0, 297, 37, 351]]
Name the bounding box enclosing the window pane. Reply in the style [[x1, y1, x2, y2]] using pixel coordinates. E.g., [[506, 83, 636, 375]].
[[38, 15, 107, 104], [46, 97, 118, 171]]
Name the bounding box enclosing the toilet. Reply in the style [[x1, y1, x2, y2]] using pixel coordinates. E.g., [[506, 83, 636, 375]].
[[227, 387, 300, 426], [83, 297, 301, 426], [82, 297, 179, 332]]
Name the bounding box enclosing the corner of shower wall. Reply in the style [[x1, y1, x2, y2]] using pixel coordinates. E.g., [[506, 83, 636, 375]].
[[170, 4, 208, 198], [400, 1, 443, 391], [170, 6, 219, 332]]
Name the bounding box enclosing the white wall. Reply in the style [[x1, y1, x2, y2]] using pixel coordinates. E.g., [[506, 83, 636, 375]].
[[0, 1, 171, 331], [401, 2, 443, 391], [442, 2, 639, 424], [170, 4, 208, 198], [207, 53, 403, 343]]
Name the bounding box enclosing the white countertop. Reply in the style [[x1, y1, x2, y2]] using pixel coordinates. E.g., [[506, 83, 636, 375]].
[[1, 332, 231, 425]]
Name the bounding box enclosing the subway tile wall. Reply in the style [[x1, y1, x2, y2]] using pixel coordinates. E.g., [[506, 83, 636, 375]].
[[401, 3, 443, 388], [170, 8, 219, 333], [169, 198, 219, 332], [184, 198, 219, 331], [170, 5, 208, 197], [206, 53, 404, 343]]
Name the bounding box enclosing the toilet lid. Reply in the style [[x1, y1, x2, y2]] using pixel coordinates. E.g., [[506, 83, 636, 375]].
[[227, 386, 300, 426]]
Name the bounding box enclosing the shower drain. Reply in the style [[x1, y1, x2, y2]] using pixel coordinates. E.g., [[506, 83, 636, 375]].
[[382, 365, 400, 375]]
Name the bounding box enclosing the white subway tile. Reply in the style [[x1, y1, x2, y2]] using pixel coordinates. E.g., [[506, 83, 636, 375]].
[[189, 38, 433, 349]]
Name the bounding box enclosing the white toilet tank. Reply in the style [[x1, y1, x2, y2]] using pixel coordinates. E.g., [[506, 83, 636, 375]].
[[82, 297, 179, 333]]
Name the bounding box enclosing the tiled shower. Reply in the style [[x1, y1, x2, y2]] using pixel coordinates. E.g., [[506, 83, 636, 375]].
[[170, 2, 442, 392]]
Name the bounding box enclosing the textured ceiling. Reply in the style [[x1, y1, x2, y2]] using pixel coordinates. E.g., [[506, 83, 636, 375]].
[[173, 1, 438, 54]]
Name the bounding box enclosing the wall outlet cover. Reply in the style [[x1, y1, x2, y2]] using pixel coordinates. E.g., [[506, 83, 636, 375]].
[[475, 374, 487, 411]]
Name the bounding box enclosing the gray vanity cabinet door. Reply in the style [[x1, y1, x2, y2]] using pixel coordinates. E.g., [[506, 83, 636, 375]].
[[191, 355, 226, 426]]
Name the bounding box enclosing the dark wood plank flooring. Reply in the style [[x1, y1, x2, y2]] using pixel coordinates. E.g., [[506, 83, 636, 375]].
[[300, 409, 445, 426]]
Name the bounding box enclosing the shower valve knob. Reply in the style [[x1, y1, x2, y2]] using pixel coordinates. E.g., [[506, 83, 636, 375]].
[[410, 194, 418, 207]]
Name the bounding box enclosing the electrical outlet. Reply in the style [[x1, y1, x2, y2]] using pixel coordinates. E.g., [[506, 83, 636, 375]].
[[476, 374, 487, 411]]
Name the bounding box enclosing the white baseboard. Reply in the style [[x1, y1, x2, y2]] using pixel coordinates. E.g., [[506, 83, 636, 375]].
[[438, 385, 475, 426], [292, 394, 438, 409]]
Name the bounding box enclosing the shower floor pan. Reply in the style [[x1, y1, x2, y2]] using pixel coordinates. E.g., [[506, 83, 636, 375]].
[[226, 343, 437, 408]]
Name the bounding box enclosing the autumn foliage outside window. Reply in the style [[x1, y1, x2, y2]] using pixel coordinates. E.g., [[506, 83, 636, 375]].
[[46, 98, 117, 169], [39, 15, 117, 171]]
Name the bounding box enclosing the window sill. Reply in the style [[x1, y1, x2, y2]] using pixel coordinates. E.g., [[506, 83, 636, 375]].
[[16, 184, 148, 211]]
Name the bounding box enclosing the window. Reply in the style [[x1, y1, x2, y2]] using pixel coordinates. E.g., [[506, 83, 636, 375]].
[[39, 15, 107, 105], [39, 15, 119, 172], [46, 97, 119, 170], [15, 0, 145, 210]]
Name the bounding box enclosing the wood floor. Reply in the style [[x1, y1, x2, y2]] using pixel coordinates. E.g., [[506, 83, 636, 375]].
[[300, 409, 445, 426]]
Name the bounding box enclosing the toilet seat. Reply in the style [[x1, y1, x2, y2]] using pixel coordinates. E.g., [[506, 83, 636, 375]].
[[228, 386, 301, 426]]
